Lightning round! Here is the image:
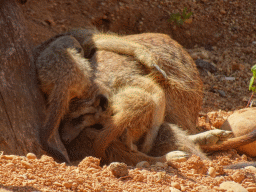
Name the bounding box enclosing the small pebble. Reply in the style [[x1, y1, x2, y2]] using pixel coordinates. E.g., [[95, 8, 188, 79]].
[[1, 155, 15, 160], [53, 182, 62, 187], [195, 59, 217, 73], [169, 187, 181, 192], [171, 182, 181, 190], [136, 161, 150, 168], [231, 171, 245, 183], [26, 153, 37, 160], [208, 167, 216, 177], [155, 162, 168, 168], [21, 160, 33, 169], [109, 162, 128, 178], [217, 90, 226, 97], [63, 181, 73, 188], [247, 187, 256, 192]]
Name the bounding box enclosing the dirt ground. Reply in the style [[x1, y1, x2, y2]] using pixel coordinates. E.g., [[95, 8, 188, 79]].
[[1, 0, 256, 191]]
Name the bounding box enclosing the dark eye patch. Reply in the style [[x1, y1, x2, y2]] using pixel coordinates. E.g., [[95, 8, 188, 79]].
[[75, 47, 83, 54], [90, 124, 103, 130]]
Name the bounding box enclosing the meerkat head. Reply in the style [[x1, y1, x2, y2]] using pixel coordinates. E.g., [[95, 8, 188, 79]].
[[59, 93, 109, 145]]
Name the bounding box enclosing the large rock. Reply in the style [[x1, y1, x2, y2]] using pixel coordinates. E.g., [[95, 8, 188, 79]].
[[221, 107, 256, 157], [219, 181, 247, 192]]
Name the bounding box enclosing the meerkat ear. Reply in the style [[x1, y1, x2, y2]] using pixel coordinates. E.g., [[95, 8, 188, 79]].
[[81, 39, 97, 58]]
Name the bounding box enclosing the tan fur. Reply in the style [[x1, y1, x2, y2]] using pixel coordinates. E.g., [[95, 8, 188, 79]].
[[56, 30, 202, 159]]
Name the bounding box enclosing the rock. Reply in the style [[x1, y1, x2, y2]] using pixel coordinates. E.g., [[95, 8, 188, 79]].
[[169, 187, 182, 192], [1, 155, 15, 160], [208, 167, 216, 177], [221, 107, 256, 157], [231, 171, 245, 183], [219, 181, 247, 192], [63, 181, 72, 188], [21, 160, 33, 169], [190, 52, 199, 60], [195, 59, 217, 73], [217, 90, 226, 97], [245, 166, 256, 172], [26, 153, 37, 160], [223, 76, 236, 81], [53, 182, 62, 187], [165, 151, 189, 164], [220, 9, 226, 15], [247, 187, 256, 192], [171, 182, 181, 190], [136, 161, 150, 168], [198, 50, 209, 60], [108, 162, 128, 178], [155, 162, 168, 168]]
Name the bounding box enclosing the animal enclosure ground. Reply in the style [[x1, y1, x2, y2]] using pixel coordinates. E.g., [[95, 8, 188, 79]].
[[1, 0, 256, 191]]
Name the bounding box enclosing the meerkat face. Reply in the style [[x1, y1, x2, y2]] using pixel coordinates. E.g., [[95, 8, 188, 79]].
[[59, 92, 109, 145]]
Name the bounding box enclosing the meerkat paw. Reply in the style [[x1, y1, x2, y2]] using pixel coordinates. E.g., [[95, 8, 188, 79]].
[[189, 129, 234, 146], [47, 131, 70, 164], [165, 151, 190, 162]]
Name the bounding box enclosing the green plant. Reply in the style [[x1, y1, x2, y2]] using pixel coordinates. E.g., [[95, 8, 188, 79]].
[[247, 65, 256, 107], [168, 7, 193, 26]]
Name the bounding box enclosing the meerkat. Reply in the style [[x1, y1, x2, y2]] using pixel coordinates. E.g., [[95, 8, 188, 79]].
[[34, 35, 108, 163], [34, 28, 167, 163]]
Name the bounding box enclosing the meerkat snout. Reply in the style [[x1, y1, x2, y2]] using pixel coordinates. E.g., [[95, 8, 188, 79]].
[[95, 94, 108, 112]]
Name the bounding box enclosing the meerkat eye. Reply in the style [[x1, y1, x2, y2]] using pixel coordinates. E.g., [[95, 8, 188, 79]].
[[75, 47, 83, 54]]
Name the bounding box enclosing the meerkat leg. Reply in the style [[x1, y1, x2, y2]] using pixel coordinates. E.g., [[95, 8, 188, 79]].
[[94, 77, 165, 158], [65, 28, 166, 78], [128, 76, 166, 154], [94, 87, 156, 158], [91, 34, 167, 78]]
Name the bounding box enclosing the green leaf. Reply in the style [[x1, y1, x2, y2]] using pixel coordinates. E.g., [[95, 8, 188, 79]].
[[186, 12, 193, 19], [251, 64, 256, 73], [182, 7, 188, 18], [249, 76, 255, 91]]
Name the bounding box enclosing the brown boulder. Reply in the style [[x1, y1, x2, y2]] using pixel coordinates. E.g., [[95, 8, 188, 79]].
[[221, 107, 256, 157]]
